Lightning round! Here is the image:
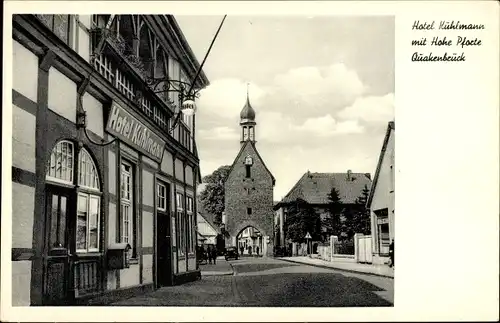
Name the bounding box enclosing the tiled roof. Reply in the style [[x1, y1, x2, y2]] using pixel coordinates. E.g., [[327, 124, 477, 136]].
[[277, 171, 372, 207]]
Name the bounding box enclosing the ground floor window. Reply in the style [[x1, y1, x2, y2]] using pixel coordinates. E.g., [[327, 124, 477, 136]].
[[120, 160, 136, 259], [378, 223, 390, 255]]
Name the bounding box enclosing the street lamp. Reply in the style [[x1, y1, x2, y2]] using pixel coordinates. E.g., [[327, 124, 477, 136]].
[[76, 14, 227, 146]]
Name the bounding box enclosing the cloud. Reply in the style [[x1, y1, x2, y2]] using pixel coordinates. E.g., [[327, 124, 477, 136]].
[[196, 79, 267, 120], [295, 115, 364, 136], [198, 126, 240, 141], [338, 93, 394, 124]]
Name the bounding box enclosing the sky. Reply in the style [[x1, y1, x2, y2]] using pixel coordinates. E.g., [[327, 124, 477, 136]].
[[176, 15, 395, 201]]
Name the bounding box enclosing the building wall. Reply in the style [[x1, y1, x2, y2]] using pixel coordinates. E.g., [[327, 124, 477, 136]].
[[225, 143, 274, 254], [11, 43, 38, 310], [370, 128, 395, 255], [11, 14, 203, 305]]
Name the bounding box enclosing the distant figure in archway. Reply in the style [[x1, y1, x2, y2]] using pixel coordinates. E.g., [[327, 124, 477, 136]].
[[256, 246, 260, 256], [240, 246, 244, 256], [248, 246, 252, 256]]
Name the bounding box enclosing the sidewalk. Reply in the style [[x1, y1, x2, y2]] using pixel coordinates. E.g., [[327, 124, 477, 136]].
[[279, 256, 394, 278], [199, 256, 234, 276]]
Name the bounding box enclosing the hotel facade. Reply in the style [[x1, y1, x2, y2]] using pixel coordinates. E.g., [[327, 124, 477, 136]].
[[11, 14, 208, 305]]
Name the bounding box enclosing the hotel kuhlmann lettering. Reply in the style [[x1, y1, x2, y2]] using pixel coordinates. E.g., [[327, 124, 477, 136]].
[[107, 103, 166, 161]]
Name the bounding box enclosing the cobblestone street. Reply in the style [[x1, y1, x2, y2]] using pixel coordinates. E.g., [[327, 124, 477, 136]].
[[111, 257, 393, 306]]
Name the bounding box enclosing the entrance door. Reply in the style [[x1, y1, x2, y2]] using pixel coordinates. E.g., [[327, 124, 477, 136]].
[[43, 185, 73, 305], [156, 212, 172, 287]]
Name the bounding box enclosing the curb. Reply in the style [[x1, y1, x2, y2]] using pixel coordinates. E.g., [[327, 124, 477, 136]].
[[201, 271, 234, 276], [277, 258, 394, 279]]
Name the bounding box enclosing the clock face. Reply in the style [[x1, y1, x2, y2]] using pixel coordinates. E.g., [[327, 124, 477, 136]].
[[245, 156, 253, 165]]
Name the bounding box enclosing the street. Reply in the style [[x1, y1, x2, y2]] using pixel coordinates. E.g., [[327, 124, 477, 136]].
[[111, 257, 393, 307]]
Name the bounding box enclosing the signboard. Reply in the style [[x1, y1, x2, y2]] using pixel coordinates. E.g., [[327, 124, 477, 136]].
[[305, 232, 312, 239], [377, 217, 389, 225], [106, 103, 166, 162]]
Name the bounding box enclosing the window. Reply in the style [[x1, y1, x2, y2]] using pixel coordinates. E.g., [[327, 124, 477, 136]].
[[249, 126, 255, 141], [121, 161, 135, 258], [47, 140, 74, 184], [46, 142, 102, 254], [157, 182, 167, 212], [76, 149, 101, 253], [36, 15, 71, 44], [176, 192, 185, 256], [186, 197, 194, 254], [247, 208, 252, 215], [168, 58, 180, 107], [243, 127, 248, 140], [246, 165, 251, 178]]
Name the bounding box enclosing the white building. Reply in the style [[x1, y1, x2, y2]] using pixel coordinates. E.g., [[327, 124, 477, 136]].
[[367, 121, 395, 265]]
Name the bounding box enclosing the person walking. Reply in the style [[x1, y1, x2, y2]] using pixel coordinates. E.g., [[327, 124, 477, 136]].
[[256, 246, 260, 256], [207, 245, 213, 264], [240, 246, 244, 256], [389, 239, 395, 268], [211, 246, 218, 265]]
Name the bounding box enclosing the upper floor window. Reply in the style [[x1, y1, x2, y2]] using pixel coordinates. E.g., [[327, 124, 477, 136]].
[[176, 192, 184, 210], [36, 15, 71, 44]]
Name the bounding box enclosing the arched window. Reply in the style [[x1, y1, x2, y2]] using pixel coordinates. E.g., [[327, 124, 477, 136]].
[[46, 140, 75, 183], [46, 141, 101, 253]]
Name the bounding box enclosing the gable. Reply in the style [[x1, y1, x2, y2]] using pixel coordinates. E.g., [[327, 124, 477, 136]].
[[367, 121, 395, 209], [227, 141, 275, 185]]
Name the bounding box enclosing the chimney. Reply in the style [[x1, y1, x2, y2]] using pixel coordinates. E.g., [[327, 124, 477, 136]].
[[346, 170, 352, 181]]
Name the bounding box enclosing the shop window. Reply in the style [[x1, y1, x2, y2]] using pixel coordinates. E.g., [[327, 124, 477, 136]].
[[46, 142, 102, 254], [157, 182, 167, 212], [176, 192, 185, 256], [36, 14, 71, 44], [120, 160, 136, 259]]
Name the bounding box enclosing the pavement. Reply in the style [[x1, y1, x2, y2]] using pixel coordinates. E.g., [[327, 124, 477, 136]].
[[279, 256, 395, 278], [199, 256, 234, 276], [110, 257, 393, 306]]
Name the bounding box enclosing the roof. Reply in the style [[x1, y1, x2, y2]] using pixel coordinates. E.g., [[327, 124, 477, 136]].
[[240, 94, 256, 121], [227, 140, 276, 186], [367, 121, 395, 208], [197, 212, 220, 236], [168, 15, 210, 88], [275, 171, 372, 209]]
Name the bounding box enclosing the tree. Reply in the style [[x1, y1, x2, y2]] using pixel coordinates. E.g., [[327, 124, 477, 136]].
[[322, 187, 345, 240], [351, 184, 372, 235], [343, 185, 371, 238], [198, 165, 231, 226], [285, 198, 321, 243]]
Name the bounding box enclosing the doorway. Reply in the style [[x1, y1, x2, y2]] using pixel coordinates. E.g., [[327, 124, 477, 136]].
[[43, 185, 74, 305], [155, 180, 172, 288]]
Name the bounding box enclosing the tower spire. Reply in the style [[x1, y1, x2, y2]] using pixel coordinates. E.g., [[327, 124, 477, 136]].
[[246, 82, 250, 102]]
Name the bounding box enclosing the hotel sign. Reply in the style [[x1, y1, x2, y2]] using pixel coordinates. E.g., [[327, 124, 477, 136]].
[[106, 103, 166, 162]]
